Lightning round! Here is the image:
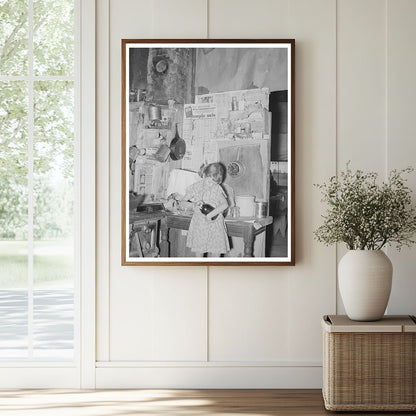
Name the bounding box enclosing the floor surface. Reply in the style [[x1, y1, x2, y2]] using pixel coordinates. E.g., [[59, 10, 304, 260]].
[[0, 389, 413, 416]]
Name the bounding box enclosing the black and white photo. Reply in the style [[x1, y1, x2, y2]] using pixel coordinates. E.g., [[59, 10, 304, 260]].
[[122, 40, 295, 265]]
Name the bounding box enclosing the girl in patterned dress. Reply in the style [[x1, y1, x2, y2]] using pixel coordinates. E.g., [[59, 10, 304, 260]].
[[182, 163, 230, 256]]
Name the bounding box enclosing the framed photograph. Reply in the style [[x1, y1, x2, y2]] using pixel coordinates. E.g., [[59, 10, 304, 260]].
[[122, 39, 295, 265]]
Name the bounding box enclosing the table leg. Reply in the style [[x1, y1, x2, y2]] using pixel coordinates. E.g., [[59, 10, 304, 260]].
[[129, 230, 143, 257], [160, 217, 169, 257], [243, 227, 255, 257]]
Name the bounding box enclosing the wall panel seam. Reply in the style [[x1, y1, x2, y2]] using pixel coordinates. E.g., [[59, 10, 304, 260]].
[[335, 0, 339, 314], [385, 0, 389, 177], [206, 266, 210, 362]]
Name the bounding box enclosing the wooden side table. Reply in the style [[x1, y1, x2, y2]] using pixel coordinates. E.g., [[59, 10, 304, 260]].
[[322, 315, 416, 411]]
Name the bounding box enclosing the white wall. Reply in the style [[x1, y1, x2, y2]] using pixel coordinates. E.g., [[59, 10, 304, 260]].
[[95, 0, 416, 388]]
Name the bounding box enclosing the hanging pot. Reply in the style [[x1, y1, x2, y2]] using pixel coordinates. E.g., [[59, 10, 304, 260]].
[[169, 123, 186, 160], [338, 250, 392, 321]]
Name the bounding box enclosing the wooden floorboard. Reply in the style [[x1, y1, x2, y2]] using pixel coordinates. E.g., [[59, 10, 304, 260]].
[[0, 389, 413, 415]]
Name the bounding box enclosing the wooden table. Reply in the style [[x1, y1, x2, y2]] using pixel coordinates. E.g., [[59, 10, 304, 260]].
[[129, 211, 166, 257], [160, 213, 273, 257]]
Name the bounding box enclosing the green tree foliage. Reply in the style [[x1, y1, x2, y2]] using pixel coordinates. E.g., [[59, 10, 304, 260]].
[[0, 0, 28, 75], [0, 178, 27, 239], [33, 0, 74, 76], [0, 81, 28, 179], [0, 81, 28, 238], [34, 177, 73, 239], [34, 81, 74, 178], [0, 0, 74, 240]]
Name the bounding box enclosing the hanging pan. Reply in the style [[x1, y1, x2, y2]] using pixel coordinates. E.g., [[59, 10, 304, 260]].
[[169, 123, 186, 160]]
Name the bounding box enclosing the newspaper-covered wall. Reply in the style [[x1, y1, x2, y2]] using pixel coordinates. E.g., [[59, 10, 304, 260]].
[[181, 88, 270, 172]]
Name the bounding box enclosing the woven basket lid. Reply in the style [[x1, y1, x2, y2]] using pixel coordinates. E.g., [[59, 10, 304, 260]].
[[322, 315, 416, 333]]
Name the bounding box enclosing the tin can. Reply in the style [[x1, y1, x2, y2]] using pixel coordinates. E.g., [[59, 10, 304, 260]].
[[255, 201, 268, 218], [148, 105, 161, 121]]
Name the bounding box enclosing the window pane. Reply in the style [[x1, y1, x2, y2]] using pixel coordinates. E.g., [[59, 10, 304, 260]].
[[0, 289, 28, 359], [33, 0, 74, 76], [33, 287, 74, 360], [33, 81, 74, 253], [0, 0, 28, 76], [33, 80, 74, 359], [0, 81, 28, 243], [0, 81, 28, 359]]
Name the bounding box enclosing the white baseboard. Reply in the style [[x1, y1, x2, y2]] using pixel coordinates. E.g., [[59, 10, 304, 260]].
[[0, 367, 80, 388], [0, 364, 323, 388], [95, 365, 323, 389]]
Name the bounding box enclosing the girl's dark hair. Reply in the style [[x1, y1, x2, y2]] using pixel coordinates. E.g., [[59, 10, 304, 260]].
[[203, 162, 225, 184]]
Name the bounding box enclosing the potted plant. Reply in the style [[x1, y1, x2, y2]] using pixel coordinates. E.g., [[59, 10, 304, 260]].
[[314, 164, 416, 321]]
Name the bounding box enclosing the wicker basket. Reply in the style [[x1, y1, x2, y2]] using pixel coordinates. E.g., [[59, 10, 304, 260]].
[[322, 315, 416, 411]]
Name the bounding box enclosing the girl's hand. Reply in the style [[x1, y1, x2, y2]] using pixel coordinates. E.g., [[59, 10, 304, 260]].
[[206, 202, 228, 221], [179, 200, 193, 211], [168, 192, 183, 201]]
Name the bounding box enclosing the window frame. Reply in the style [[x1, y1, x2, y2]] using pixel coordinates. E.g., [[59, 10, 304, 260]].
[[0, 0, 96, 388]]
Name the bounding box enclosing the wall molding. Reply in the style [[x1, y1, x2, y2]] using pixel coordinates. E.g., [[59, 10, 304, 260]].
[[96, 0, 111, 364], [96, 365, 322, 389], [80, 0, 96, 389], [96, 360, 321, 368]]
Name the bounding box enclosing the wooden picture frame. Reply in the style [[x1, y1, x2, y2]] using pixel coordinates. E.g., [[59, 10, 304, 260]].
[[122, 39, 295, 265]]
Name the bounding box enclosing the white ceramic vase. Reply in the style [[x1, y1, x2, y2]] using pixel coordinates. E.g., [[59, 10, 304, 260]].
[[338, 250, 393, 321]]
